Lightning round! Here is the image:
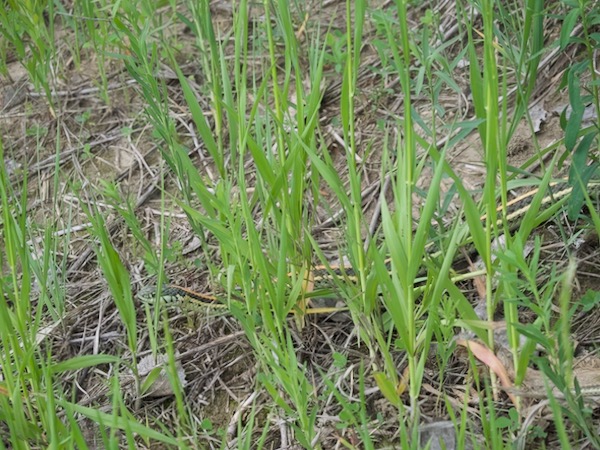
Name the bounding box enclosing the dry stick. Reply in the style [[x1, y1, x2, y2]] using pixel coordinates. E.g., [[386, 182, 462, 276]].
[[143, 330, 247, 362], [1, 74, 138, 118], [27, 79, 138, 99], [70, 321, 230, 410], [12, 62, 200, 182], [226, 391, 260, 441], [18, 129, 127, 179]]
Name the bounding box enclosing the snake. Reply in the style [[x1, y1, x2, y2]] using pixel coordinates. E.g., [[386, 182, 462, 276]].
[[138, 180, 598, 311]]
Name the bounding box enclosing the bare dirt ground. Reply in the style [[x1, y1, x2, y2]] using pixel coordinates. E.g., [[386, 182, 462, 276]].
[[1, 1, 599, 448]]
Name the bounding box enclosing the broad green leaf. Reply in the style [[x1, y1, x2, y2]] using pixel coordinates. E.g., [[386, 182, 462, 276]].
[[568, 159, 599, 220], [373, 371, 401, 407], [516, 165, 555, 239], [51, 355, 119, 374], [55, 399, 178, 445], [559, 8, 579, 50], [174, 63, 222, 176]]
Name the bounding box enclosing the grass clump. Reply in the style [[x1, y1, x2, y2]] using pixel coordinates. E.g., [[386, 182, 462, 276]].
[[1, 0, 600, 448]]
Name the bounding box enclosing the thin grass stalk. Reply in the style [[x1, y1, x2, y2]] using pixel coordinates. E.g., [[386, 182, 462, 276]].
[[262, 0, 293, 327], [509, 0, 544, 140], [279, 0, 314, 277], [0, 144, 38, 446], [578, 1, 600, 156], [190, 3, 318, 443], [313, 12, 388, 400], [0, 140, 80, 446], [162, 320, 192, 444], [47, 127, 68, 319], [0, 0, 55, 105], [259, 3, 300, 326], [273, 0, 312, 306], [320, 363, 376, 449], [80, 0, 110, 101], [479, 0, 500, 338], [188, 0, 225, 175], [264, 0, 287, 165], [341, 0, 368, 308], [389, 0, 420, 420], [82, 200, 138, 379], [56, 394, 179, 446]]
